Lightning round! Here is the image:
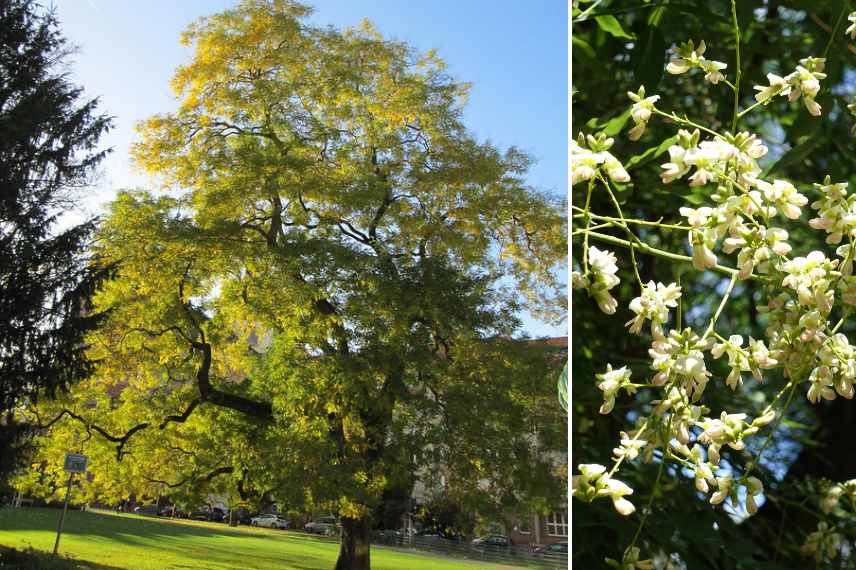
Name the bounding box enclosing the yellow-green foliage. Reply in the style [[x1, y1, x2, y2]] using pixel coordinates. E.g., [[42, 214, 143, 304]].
[[19, 0, 566, 522]]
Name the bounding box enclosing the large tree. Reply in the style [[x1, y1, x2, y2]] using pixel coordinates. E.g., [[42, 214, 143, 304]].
[[0, 0, 111, 480], [18, 2, 566, 568]]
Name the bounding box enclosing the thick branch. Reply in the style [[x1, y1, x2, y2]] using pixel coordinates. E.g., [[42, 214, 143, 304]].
[[40, 409, 150, 460], [159, 398, 201, 429]]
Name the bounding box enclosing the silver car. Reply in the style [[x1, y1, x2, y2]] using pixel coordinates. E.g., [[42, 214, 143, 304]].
[[250, 514, 289, 529], [304, 516, 339, 535]]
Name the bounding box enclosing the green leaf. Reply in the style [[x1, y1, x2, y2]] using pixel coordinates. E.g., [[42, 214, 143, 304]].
[[601, 108, 632, 136], [630, 24, 666, 92], [626, 136, 677, 170], [684, 193, 706, 205], [584, 108, 631, 136], [594, 15, 634, 40], [572, 36, 596, 60]]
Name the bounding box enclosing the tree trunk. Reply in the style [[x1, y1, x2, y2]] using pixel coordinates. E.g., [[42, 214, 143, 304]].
[[334, 515, 371, 570]]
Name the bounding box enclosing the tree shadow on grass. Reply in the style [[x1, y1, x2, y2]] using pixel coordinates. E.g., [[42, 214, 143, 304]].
[[0, 508, 340, 570], [0, 545, 125, 570]]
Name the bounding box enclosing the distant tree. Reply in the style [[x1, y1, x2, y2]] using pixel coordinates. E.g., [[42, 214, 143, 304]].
[[0, 0, 111, 479], [17, 2, 565, 569]]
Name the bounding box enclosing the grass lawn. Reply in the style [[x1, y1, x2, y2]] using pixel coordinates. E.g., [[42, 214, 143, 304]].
[[0, 507, 515, 570]]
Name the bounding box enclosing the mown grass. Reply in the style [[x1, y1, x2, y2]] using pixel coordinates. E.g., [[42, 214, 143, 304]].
[[0, 507, 510, 570]]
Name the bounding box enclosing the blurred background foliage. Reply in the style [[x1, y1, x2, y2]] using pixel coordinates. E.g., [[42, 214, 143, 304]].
[[572, 0, 856, 568]]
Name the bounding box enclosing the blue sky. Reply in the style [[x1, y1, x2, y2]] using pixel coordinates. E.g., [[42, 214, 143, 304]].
[[54, 0, 568, 338]]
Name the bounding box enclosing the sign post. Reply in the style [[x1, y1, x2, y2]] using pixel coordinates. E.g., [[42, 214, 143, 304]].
[[53, 453, 88, 556]]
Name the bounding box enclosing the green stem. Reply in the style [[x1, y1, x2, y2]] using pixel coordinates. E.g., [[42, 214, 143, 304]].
[[823, 4, 850, 58], [745, 380, 798, 477], [579, 229, 769, 282], [598, 174, 644, 285], [571, 208, 690, 231], [582, 178, 595, 276], [703, 273, 739, 339], [736, 98, 766, 119], [652, 108, 721, 138], [573, 0, 605, 22]]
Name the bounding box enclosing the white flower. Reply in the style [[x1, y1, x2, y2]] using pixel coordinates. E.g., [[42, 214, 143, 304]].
[[700, 59, 727, 84], [755, 179, 808, 220], [710, 475, 733, 505], [753, 73, 790, 103], [745, 476, 763, 514], [690, 231, 718, 271], [666, 39, 728, 85], [754, 59, 826, 116], [589, 246, 621, 314], [810, 176, 856, 244], [603, 478, 636, 515], [571, 136, 632, 186], [596, 364, 634, 414], [679, 206, 712, 228], [626, 281, 682, 337], [627, 86, 659, 141], [847, 12, 856, 40], [660, 145, 691, 183], [612, 431, 648, 461]]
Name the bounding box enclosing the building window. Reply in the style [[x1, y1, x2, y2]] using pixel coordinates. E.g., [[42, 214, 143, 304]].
[[518, 518, 531, 534], [546, 510, 568, 537]]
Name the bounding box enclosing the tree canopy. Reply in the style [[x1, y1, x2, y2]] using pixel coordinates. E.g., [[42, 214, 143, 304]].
[[17, 2, 566, 569]]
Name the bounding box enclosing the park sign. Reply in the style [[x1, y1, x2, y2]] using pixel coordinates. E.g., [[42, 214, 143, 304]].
[[63, 453, 88, 473]]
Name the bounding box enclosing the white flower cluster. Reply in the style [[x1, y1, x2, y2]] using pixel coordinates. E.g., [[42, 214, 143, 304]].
[[711, 335, 778, 390], [627, 85, 659, 141], [651, 387, 708, 444], [662, 128, 766, 188], [847, 12, 856, 40], [649, 328, 713, 400], [807, 333, 856, 402], [571, 463, 636, 515], [809, 176, 856, 245], [666, 39, 728, 85], [671, 439, 766, 513], [802, 522, 841, 563], [572, 39, 856, 558], [578, 245, 621, 314], [596, 364, 635, 415], [658, 128, 810, 278], [821, 478, 856, 513], [753, 56, 826, 116], [626, 281, 682, 338], [612, 430, 648, 462], [696, 411, 758, 461], [571, 131, 631, 186]]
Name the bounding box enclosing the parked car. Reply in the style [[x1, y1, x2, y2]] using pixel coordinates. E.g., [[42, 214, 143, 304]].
[[158, 506, 187, 518], [534, 541, 568, 556], [250, 514, 289, 529], [133, 504, 159, 516], [304, 516, 339, 535], [472, 534, 513, 551], [189, 507, 226, 522], [233, 509, 257, 525]]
